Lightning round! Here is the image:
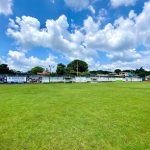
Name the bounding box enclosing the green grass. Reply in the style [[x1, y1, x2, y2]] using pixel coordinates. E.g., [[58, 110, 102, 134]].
[[0, 83, 150, 150]]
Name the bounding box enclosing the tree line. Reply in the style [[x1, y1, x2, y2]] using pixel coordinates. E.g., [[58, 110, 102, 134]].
[[0, 59, 150, 77]]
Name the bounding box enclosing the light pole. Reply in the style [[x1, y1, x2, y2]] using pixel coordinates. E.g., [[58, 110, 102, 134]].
[[49, 65, 51, 83], [49, 65, 54, 83], [77, 61, 79, 76]]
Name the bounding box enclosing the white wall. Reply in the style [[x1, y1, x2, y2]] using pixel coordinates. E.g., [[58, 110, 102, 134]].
[[75, 77, 87, 82], [40, 76, 143, 83], [125, 77, 142, 82]]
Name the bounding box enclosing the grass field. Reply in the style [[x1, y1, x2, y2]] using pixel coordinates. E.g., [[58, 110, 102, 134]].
[[0, 83, 150, 150]]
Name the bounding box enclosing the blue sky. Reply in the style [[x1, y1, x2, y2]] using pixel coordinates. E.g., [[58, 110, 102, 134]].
[[0, 0, 150, 71]]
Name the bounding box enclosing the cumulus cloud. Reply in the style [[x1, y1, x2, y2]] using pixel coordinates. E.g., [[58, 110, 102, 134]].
[[86, 19, 135, 51], [135, 2, 150, 49], [96, 8, 108, 22], [100, 56, 150, 71], [85, 1, 150, 52], [7, 50, 58, 71], [0, 0, 13, 16], [64, 0, 90, 11], [110, 0, 137, 7], [6, 1, 150, 70], [93, 49, 150, 71], [107, 49, 141, 62], [64, 0, 95, 13], [7, 15, 94, 62]]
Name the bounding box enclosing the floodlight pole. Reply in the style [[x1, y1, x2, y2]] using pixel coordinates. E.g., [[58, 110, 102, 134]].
[[77, 61, 79, 76], [49, 65, 51, 83], [49, 65, 54, 83]]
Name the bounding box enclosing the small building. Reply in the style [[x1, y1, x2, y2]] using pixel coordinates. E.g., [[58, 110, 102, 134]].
[[37, 72, 49, 75], [119, 72, 129, 77], [145, 75, 150, 81], [109, 72, 118, 76], [118, 72, 136, 77]]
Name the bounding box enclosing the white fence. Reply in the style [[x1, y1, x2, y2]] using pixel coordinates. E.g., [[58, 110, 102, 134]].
[[42, 77, 64, 83], [0, 76, 143, 84], [42, 76, 143, 83], [125, 77, 142, 82], [75, 77, 87, 83]]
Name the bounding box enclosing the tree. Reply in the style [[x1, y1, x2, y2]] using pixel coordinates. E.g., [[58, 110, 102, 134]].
[[9, 69, 21, 75], [45, 68, 49, 73], [0, 64, 10, 74], [65, 66, 76, 75], [56, 63, 66, 75], [114, 69, 121, 74], [90, 70, 112, 75], [135, 67, 147, 77], [29, 66, 44, 74], [67, 60, 88, 75], [79, 71, 90, 76]]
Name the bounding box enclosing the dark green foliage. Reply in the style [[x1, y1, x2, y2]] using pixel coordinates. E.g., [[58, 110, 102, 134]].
[[56, 63, 66, 75], [79, 71, 91, 76], [135, 67, 147, 77], [0, 64, 19, 74], [115, 69, 121, 74], [0, 64, 10, 74], [1, 62, 150, 77], [28, 66, 44, 74], [90, 70, 112, 75], [65, 66, 76, 76], [67, 59, 88, 74]]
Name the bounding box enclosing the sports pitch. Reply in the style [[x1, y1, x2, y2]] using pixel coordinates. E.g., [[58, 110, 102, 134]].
[[0, 83, 150, 150]]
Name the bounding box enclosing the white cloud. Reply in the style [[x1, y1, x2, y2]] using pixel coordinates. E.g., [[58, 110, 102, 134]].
[[98, 51, 150, 71], [6, 1, 150, 70], [83, 16, 100, 34], [0, 0, 13, 16], [7, 15, 93, 61], [100, 57, 150, 71], [135, 1, 150, 49], [107, 49, 141, 62], [64, 0, 95, 13], [96, 8, 108, 22], [85, 17, 136, 51], [88, 5, 96, 14], [110, 0, 137, 7], [7, 50, 58, 71], [64, 0, 90, 11], [85, 1, 150, 52]]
